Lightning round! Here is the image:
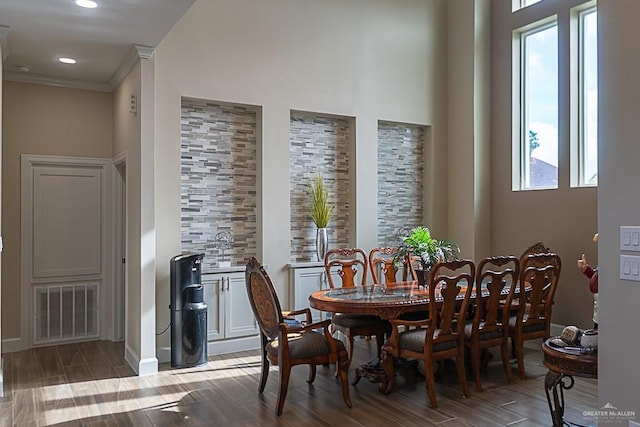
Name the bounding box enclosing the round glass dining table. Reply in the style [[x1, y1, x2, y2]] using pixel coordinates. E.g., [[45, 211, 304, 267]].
[[309, 282, 434, 320], [308, 280, 521, 320]]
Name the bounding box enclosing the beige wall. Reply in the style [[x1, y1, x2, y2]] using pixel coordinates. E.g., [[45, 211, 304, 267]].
[[447, 0, 491, 261], [598, 0, 640, 413], [1, 81, 112, 341], [490, 0, 598, 329], [0, 42, 4, 393], [154, 0, 451, 358]]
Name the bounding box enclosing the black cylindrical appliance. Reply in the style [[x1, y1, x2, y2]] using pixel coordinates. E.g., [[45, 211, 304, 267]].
[[170, 253, 207, 368]]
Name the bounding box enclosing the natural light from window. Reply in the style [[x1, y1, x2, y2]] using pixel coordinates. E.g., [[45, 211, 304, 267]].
[[580, 8, 598, 185], [513, 0, 543, 12], [521, 23, 558, 189]]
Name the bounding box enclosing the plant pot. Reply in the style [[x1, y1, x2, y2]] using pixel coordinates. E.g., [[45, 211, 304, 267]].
[[415, 268, 430, 286], [316, 227, 329, 262]]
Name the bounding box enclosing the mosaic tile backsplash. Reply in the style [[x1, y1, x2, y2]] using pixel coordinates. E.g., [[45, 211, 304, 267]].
[[180, 100, 257, 271], [377, 122, 425, 246], [290, 112, 351, 262]]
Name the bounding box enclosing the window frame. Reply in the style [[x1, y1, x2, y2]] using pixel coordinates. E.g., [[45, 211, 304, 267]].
[[571, 3, 598, 187], [512, 16, 559, 191]]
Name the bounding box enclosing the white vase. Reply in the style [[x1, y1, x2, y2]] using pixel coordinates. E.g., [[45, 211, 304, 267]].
[[316, 227, 329, 262]]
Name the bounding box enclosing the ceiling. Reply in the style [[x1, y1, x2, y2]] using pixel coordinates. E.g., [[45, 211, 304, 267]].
[[0, 0, 195, 91]]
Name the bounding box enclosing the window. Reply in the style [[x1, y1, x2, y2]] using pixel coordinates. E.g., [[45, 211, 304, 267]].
[[514, 20, 559, 190], [577, 7, 598, 186], [512, 0, 542, 13], [512, 1, 598, 191]]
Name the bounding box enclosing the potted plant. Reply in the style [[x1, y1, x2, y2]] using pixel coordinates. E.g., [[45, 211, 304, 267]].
[[308, 174, 333, 261], [393, 226, 460, 283]]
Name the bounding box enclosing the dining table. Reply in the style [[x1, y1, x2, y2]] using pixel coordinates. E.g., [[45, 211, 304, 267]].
[[309, 281, 431, 320], [308, 279, 526, 391]]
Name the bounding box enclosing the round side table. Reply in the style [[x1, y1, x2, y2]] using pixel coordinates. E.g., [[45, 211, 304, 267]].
[[542, 338, 597, 427]]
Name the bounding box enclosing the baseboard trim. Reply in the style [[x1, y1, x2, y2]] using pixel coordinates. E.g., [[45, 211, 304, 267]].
[[208, 335, 260, 356], [124, 343, 139, 374], [125, 343, 159, 376], [1, 337, 23, 354], [138, 357, 159, 376], [0, 357, 4, 398], [156, 336, 260, 365]]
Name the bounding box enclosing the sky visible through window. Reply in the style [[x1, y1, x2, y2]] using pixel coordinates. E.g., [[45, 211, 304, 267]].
[[582, 10, 598, 184], [526, 25, 558, 175]]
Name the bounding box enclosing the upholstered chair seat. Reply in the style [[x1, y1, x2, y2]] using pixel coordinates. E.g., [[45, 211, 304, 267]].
[[266, 331, 346, 359]]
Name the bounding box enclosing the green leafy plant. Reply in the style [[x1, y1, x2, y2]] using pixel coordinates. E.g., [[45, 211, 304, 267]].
[[393, 226, 460, 270], [308, 174, 333, 228]]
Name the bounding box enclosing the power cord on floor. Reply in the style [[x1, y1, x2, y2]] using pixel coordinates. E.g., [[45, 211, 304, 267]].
[[156, 322, 171, 336]]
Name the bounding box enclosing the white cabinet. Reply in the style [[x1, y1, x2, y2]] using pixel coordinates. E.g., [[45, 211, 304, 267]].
[[288, 262, 329, 324], [202, 270, 258, 342]]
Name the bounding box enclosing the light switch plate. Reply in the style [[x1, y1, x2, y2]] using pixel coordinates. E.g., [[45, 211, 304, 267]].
[[620, 255, 640, 281], [620, 226, 640, 251]]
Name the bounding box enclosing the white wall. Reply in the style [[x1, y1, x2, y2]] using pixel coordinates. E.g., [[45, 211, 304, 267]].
[[598, 0, 640, 415], [154, 0, 451, 359], [113, 58, 158, 375]]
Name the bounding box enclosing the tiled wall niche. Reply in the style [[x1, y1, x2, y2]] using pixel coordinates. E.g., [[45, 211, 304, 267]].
[[290, 111, 352, 262], [377, 121, 426, 245], [180, 98, 258, 271]]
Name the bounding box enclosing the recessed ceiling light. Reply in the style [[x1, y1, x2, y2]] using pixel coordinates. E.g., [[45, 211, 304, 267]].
[[76, 0, 97, 8], [59, 57, 77, 64]]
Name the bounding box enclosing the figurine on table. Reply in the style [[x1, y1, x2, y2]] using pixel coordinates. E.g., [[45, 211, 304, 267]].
[[577, 233, 598, 329]]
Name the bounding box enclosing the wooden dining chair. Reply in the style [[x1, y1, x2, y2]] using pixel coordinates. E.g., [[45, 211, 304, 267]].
[[381, 259, 475, 408], [368, 246, 416, 284], [464, 256, 519, 391], [245, 257, 352, 415], [518, 242, 551, 270], [508, 253, 562, 379], [325, 248, 391, 368]]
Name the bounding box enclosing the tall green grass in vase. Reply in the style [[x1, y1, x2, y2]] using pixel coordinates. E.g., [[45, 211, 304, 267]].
[[308, 174, 333, 228]]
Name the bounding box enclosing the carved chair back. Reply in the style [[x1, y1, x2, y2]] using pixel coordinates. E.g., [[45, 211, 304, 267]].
[[324, 248, 368, 288], [428, 259, 476, 344], [245, 257, 284, 341]]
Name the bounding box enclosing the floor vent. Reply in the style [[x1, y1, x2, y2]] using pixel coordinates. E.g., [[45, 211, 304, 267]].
[[34, 282, 99, 344]]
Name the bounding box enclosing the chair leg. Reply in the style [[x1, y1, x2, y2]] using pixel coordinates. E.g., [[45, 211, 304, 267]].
[[470, 345, 482, 392], [307, 364, 317, 384], [258, 336, 269, 393], [276, 362, 291, 416], [456, 347, 470, 398], [337, 350, 353, 408], [501, 339, 513, 384], [515, 335, 526, 380], [424, 358, 438, 408]]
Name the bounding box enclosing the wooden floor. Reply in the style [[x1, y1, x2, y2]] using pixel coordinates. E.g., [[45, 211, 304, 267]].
[[0, 338, 597, 426]]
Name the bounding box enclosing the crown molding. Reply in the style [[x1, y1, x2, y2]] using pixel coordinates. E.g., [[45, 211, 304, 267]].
[[0, 25, 9, 60], [3, 71, 111, 92], [109, 44, 155, 89]]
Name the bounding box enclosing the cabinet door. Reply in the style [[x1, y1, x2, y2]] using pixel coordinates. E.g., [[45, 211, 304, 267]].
[[291, 267, 326, 324], [224, 272, 259, 339], [202, 275, 224, 341]]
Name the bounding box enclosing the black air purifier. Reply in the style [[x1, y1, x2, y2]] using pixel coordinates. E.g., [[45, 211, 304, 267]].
[[170, 253, 207, 368]]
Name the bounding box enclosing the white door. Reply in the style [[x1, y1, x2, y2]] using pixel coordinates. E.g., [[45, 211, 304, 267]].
[[21, 155, 110, 348]]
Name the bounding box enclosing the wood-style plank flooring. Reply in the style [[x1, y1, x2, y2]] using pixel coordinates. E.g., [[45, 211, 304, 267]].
[[0, 339, 597, 426]]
